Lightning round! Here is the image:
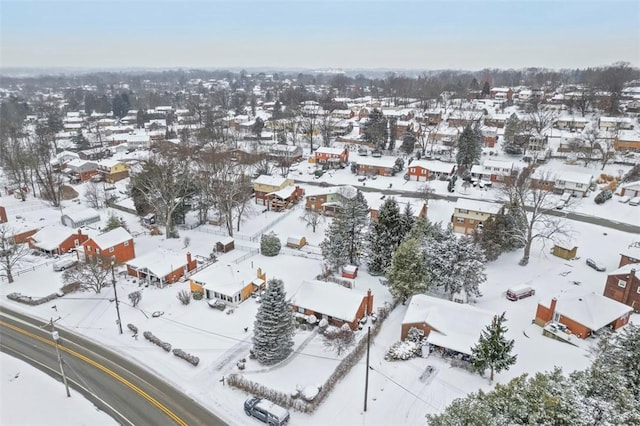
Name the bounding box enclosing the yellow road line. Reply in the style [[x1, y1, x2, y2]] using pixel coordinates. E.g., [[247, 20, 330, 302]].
[[0, 320, 187, 426]]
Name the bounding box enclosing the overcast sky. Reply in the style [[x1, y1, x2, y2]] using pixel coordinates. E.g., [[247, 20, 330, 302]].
[[1, 0, 639, 70]]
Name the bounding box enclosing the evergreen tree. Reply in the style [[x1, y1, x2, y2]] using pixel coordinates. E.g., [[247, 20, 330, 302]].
[[470, 78, 480, 91], [362, 108, 388, 150], [399, 202, 416, 241], [320, 192, 369, 271], [475, 209, 523, 261], [104, 214, 128, 232], [471, 312, 517, 382], [366, 198, 403, 275], [503, 113, 520, 144], [456, 124, 482, 171], [481, 81, 491, 97], [400, 131, 416, 155], [71, 129, 90, 150], [251, 117, 264, 138], [385, 238, 429, 304], [252, 278, 295, 365], [425, 229, 486, 300]]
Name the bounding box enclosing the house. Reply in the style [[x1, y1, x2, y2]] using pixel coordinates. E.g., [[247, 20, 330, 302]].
[[618, 245, 640, 267], [83, 227, 135, 263], [554, 116, 590, 131], [552, 244, 578, 260], [305, 185, 358, 216], [484, 113, 509, 128], [252, 175, 294, 206], [535, 292, 632, 339], [189, 264, 266, 304], [619, 181, 640, 198], [60, 208, 101, 228], [451, 199, 503, 235], [126, 251, 197, 287], [603, 263, 640, 311], [401, 295, 496, 356], [532, 168, 594, 197], [470, 159, 515, 183], [96, 159, 129, 183], [481, 127, 498, 147], [598, 116, 634, 131], [314, 146, 349, 167], [268, 145, 303, 163], [266, 185, 305, 212], [490, 87, 513, 101], [65, 159, 99, 182], [28, 226, 90, 256], [407, 160, 456, 181], [370, 200, 428, 223], [51, 150, 80, 172], [0, 206, 6, 223], [614, 130, 640, 152], [289, 280, 373, 330], [78, 147, 111, 161], [215, 237, 235, 253], [286, 236, 306, 249], [342, 265, 358, 279], [355, 157, 396, 177]]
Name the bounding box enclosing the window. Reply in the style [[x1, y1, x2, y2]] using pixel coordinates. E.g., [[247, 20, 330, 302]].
[[575, 183, 583, 188], [86, 246, 92, 252], [469, 219, 475, 224], [96, 248, 100, 254], [456, 217, 465, 224], [124, 241, 129, 246], [74, 239, 79, 246], [458, 209, 468, 214], [109, 247, 114, 253], [637, 286, 640, 294], [297, 306, 305, 314], [410, 168, 415, 173], [309, 197, 316, 202], [558, 180, 566, 186], [618, 279, 627, 288]]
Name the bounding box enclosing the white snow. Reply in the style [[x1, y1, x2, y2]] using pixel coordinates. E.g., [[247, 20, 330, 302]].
[[88, 227, 132, 249], [289, 280, 369, 323], [540, 291, 632, 331]]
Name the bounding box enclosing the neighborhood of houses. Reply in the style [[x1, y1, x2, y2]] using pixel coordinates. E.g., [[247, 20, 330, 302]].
[[1, 69, 640, 425]]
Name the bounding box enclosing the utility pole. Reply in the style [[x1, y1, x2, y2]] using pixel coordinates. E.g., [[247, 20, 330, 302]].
[[50, 318, 71, 397], [111, 256, 123, 334], [363, 326, 371, 412]]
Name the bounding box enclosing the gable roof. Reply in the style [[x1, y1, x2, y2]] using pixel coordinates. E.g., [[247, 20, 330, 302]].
[[545, 292, 632, 331], [190, 263, 258, 295], [608, 262, 640, 276], [88, 227, 133, 249], [126, 250, 189, 278], [61, 208, 101, 223], [315, 146, 346, 155], [30, 225, 82, 251], [410, 160, 456, 174], [253, 175, 291, 187], [455, 198, 503, 215], [289, 280, 367, 322]]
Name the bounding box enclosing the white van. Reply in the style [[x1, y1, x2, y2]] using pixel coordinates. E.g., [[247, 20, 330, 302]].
[[506, 285, 535, 301], [53, 257, 78, 272]]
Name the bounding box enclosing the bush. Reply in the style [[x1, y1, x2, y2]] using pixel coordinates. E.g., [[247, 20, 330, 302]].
[[260, 232, 281, 256], [60, 281, 81, 294], [172, 348, 199, 366], [127, 323, 138, 334], [385, 340, 422, 361], [143, 331, 172, 352], [177, 289, 192, 305], [192, 291, 204, 301], [128, 291, 142, 307], [7, 292, 60, 306]]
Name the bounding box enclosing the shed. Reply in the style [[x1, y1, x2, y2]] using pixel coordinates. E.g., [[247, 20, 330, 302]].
[[342, 265, 358, 279], [552, 244, 578, 260], [286, 236, 307, 249], [142, 213, 156, 226], [216, 237, 235, 253], [61, 208, 101, 228]]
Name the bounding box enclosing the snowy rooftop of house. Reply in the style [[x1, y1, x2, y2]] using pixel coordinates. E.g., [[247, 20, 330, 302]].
[[532, 166, 594, 184], [315, 147, 345, 155], [609, 262, 640, 276], [29, 225, 91, 251], [126, 250, 189, 278], [253, 175, 291, 187], [66, 158, 97, 169], [556, 115, 590, 123], [621, 181, 640, 191], [544, 292, 632, 331], [305, 185, 357, 199], [56, 150, 79, 160], [61, 208, 100, 222], [190, 263, 258, 294], [216, 236, 234, 245], [289, 280, 367, 323], [356, 156, 397, 168], [269, 145, 300, 153], [97, 158, 125, 168], [87, 227, 132, 249], [267, 186, 297, 200], [410, 160, 456, 173], [483, 159, 513, 170], [403, 295, 496, 356], [455, 198, 503, 215]]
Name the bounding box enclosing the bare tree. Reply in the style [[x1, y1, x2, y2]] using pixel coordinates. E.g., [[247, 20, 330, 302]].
[[0, 225, 30, 283], [84, 182, 106, 209], [323, 324, 356, 356], [128, 291, 142, 307], [300, 209, 323, 233], [213, 162, 253, 236], [299, 113, 320, 152], [501, 168, 570, 266], [417, 183, 436, 205], [62, 256, 112, 294], [525, 109, 556, 135]]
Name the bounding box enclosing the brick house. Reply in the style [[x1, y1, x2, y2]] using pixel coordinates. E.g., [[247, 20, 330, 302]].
[[603, 263, 640, 311], [289, 280, 373, 330], [82, 227, 135, 263], [314, 146, 349, 167], [451, 199, 503, 235], [65, 159, 99, 182], [470, 159, 515, 183], [614, 130, 640, 152], [481, 127, 498, 147], [490, 87, 513, 101], [484, 113, 509, 128], [355, 157, 396, 177], [28, 226, 90, 256], [618, 246, 640, 267], [265, 185, 305, 211], [535, 292, 632, 339], [305, 186, 358, 216], [252, 175, 294, 206], [189, 265, 267, 304], [407, 160, 456, 181], [126, 251, 197, 287], [531, 168, 594, 197], [268, 145, 303, 163], [619, 181, 640, 198]]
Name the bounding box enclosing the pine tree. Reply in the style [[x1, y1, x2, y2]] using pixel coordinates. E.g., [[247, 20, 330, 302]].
[[362, 108, 388, 150], [503, 113, 520, 144], [471, 312, 516, 382], [456, 124, 482, 171], [481, 81, 491, 97], [252, 278, 295, 365], [385, 238, 429, 304], [366, 198, 403, 275], [399, 202, 416, 241]]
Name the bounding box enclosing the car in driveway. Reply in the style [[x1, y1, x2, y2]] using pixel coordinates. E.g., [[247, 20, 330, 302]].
[[53, 257, 78, 272], [586, 258, 606, 272], [244, 397, 290, 425]]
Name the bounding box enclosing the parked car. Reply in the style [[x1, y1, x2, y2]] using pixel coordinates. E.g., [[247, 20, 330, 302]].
[[506, 285, 535, 301], [357, 176, 367, 182], [586, 258, 606, 272], [244, 397, 290, 425], [53, 257, 78, 272], [618, 196, 631, 204], [629, 197, 640, 206], [594, 189, 613, 204]]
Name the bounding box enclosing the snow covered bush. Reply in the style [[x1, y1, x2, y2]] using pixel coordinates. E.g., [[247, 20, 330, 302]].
[[318, 318, 329, 330], [143, 331, 172, 352], [192, 291, 204, 300], [323, 324, 356, 356], [300, 384, 322, 402], [128, 290, 142, 307], [385, 340, 421, 361], [176, 289, 191, 305], [127, 323, 138, 334], [407, 327, 425, 343], [260, 232, 281, 256], [172, 348, 199, 366]]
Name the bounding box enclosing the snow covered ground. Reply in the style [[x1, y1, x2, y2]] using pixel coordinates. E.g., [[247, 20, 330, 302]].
[[1, 155, 639, 425]]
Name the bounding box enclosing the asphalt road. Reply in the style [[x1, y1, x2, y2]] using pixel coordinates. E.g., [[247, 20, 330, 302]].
[[0, 306, 227, 426], [298, 179, 640, 234]]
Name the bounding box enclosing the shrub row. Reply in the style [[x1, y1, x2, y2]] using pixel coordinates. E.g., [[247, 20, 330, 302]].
[[314, 274, 353, 289], [7, 292, 60, 306], [143, 331, 171, 352], [172, 348, 199, 366], [127, 323, 139, 334]]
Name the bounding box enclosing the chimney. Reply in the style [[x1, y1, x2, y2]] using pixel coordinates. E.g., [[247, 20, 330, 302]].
[[624, 269, 637, 304], [186, 252, 192, 265], [550, 297, 557, 320], [366, 289, 373, 316], [77, 229, 82, 236]]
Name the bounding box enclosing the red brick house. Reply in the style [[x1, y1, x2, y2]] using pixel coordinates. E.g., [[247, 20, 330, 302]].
[[28, 226, 90, 256], [314, 146, 349, 167], [620, 181, 640, 198], [618, 246, 640, 267], [535, 293, 632, 339], [266, 185, 305, 211], [289, 280, 373, 330], [407, 160, 456, 181], [603, 263, 640, 311], [126, 251, 197, 286], [65, 159, 99, 182], [0, 206, 6, 223], [305, 186, 358, 216], [355, 157, 396, 177], [83, 227, 135, 263]]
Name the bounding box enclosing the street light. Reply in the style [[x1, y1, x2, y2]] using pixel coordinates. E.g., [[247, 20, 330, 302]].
[[111, 256, 123, 335], [50, 318, 71, 397]]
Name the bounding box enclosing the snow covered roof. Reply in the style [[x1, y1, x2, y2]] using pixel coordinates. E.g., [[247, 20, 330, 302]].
[[403, 295, 496, 356], [126, 250, 189, 278], [253, 175, 291, 187], [621, 181, 640, 192], [305, 185, 357, 199], [216, 236, 234, 245], [455, 198, 503, 215], [608, 262, 640, 276], [289, 280, 367, 323], [61, 208, 101, 223], [356, 157, 397, 168], [88, 227, 133, 249], [546, 292, 632, 331], [30, 225, 82, 251], [267, 186, 298, 200], [554, 170, 594, 185], [190, 263, 256, 294], [315, 147, 346, 155], [97, 158, 125, 168], [483, 159, 513, 170], [410, 160, 456, 174]]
